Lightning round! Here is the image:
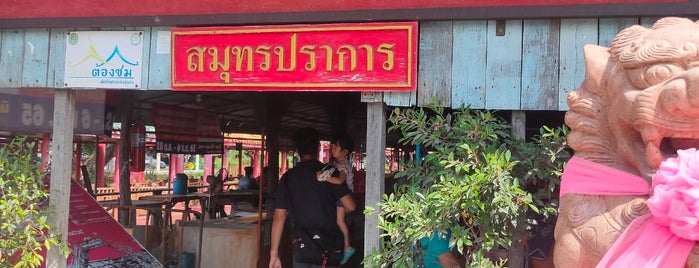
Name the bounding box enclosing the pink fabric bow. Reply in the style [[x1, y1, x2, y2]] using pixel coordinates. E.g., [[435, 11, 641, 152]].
[[560, 152, 698, 268]]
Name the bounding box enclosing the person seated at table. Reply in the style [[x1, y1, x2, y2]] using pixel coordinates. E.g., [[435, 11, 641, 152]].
[[205, 174, 227, 218], [238, 166, 259, 190], [206, 174, 224, 193]]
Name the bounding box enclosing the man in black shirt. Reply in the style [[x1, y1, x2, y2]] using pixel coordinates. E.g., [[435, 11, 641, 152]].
[[269, 127, 356, 268]]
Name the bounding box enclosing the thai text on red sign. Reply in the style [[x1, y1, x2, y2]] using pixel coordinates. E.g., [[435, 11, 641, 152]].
[[171, 22, 417, 91]]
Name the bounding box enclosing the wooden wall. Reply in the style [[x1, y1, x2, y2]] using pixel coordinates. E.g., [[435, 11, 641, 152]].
[[383, 17, 663, 110], [0, 17, 671, 111]]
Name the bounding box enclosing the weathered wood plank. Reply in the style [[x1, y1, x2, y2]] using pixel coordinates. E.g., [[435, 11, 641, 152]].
[[364, 102, 385, 259], [47, 28, 68, 88], [383, 91, 416, 107], [0, 30, 2, 75], [147, 27, 172, 90], [47, 88, 75, 268], [511, 110, 526, 139], [132, 27, 150, 90], [598, 18, 638, 47], [521, 20, 559, 110], [22, 28, 50, 87], [451, 20, 487, 109], [558, 18, 598, 111], [485, 20, 523, 110], [417, 21, 452, 107], [0, 29, 25, 87]]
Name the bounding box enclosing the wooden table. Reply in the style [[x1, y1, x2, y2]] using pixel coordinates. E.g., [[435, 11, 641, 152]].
[[98, 199, 168, 227], [196, 190, 262, 219], [139, 193, 203, 223]]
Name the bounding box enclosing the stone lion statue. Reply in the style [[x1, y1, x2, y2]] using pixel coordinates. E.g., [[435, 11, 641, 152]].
[[554, 17, 699, 267]]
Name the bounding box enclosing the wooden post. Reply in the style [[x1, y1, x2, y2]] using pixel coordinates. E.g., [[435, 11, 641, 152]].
[[508, 110, 527, 268], [47, 88, 75, 268], [512, 110, 526, 140], [117, 92, 134, 226], [364, 101, 386, 258]]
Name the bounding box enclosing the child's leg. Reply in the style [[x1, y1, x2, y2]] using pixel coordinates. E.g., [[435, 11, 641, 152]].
[[336, 207, 350, 250], [337, 206, 356, 265]]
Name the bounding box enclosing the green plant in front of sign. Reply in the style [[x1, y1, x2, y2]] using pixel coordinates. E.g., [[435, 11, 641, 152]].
[[0, 136, 70, 268]]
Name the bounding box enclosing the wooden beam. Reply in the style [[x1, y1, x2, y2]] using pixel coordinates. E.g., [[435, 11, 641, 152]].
[[47, 88, 75, 268], [364, 101, 386, 257]]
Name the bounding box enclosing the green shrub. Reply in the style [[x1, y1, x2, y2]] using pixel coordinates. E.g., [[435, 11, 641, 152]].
[[0, 136, 70, 267], [364, 105, 569, 267]]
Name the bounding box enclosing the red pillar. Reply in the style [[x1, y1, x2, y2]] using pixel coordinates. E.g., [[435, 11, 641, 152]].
[[41, 133, 50, 171], [221, 146, 227, 177], [96, 143, 106, 187], [131, 171, 144, 184], [168, 153, 175, 182], [264, 150, 268, 168], [238, 148, 243, 176], [204, 154, 214, 179], [74, 141, 82, 180], [252, 149, 259, 177], [317, 144, 322, 162], [175, 154, 184, 174], [113, 142, 120, 189], [280, 151, 287, 174]]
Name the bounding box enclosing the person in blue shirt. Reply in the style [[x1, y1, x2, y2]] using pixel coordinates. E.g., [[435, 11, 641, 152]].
[[414, 231, 465, 268], [238, 166, 259, 190]]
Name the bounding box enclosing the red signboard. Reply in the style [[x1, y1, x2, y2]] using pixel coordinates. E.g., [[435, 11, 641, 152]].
[[171, 22, 417, 91], [152, 104, 223, 154]]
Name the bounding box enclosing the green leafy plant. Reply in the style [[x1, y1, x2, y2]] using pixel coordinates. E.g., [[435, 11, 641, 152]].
[[0, 136, 70, 268], [364, 105, 569, 267], [510, 125, 570, 217]]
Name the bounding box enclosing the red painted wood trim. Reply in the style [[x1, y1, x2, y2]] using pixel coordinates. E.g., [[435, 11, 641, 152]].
[[1, 0, 687, 19]]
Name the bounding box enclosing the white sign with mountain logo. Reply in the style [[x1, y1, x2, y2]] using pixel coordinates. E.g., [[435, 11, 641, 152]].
[[64, 31, 144, 89]]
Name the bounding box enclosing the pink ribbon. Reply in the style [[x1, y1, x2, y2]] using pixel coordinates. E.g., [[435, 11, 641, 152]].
[[560, 155, 696, 268]]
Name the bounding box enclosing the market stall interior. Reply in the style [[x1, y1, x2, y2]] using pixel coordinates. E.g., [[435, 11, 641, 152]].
[[129, 90, 367, 144], [106, 89, 371, 267]]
